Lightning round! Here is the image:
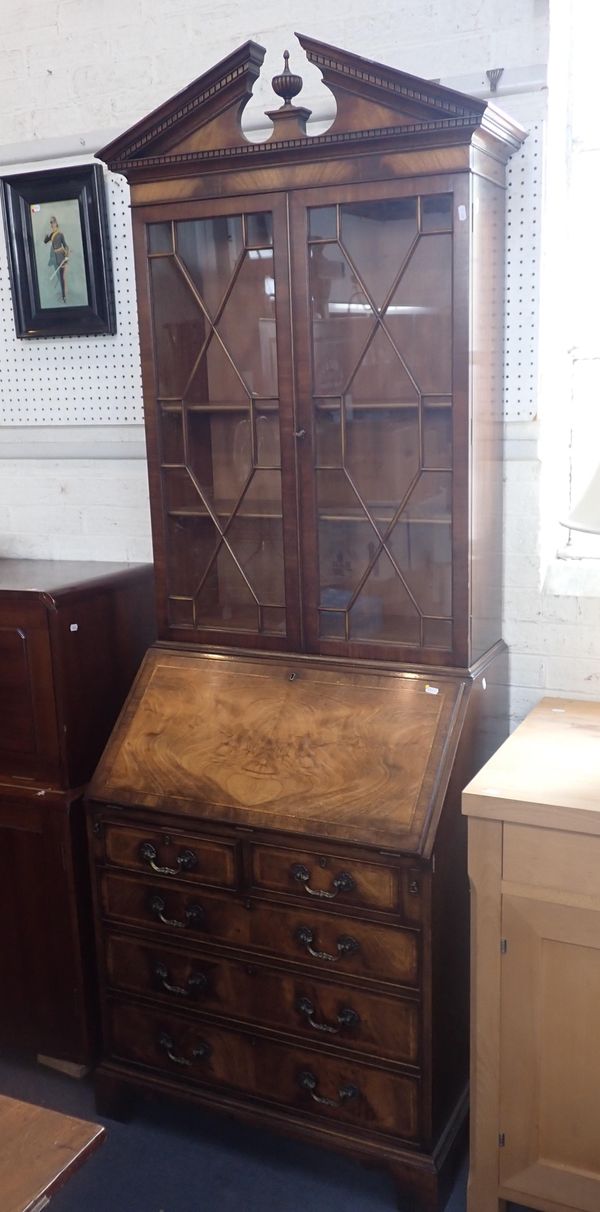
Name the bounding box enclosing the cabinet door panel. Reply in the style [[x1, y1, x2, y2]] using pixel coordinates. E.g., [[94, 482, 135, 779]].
[[140, 195, 300, 649], [0, 606, 60, 782], [291, 180, 464, 664], [499, 894, 600, 1211]]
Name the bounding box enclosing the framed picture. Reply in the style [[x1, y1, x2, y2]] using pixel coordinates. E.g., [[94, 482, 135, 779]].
[[2, 164, 116, 337]]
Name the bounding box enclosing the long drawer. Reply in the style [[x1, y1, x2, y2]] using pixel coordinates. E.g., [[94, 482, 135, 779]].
[[105, 933, 420, 1065], [107, 999, 421, 1141], [99, 871, 420, 988]]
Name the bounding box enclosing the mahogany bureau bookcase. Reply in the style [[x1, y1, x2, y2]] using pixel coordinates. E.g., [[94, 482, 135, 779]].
[[86, 34, 525, 1210], [0, 559, 155, 1068]]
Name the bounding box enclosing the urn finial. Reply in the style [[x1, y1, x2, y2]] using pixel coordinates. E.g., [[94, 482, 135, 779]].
[[271, 50, 304, 108]]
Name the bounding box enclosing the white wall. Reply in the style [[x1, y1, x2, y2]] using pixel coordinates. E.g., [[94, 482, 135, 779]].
[[6, 0, 600, 730]]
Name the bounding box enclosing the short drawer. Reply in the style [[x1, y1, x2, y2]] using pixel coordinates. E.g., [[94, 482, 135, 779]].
[[105, 933, 420, 1065], [503, 824, 600, 901], [96, 821, 239, 890], [99, 872, 419, 988], [250, 842, 420, 919], [108, 1000, 420, 1141]]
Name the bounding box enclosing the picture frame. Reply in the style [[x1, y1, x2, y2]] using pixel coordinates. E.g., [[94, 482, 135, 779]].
[[1, 164, 116, 338]]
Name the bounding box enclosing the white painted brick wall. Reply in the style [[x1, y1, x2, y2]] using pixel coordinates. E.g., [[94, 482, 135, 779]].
[[0, 459, 152, 562], [7, 1, 600, 733]]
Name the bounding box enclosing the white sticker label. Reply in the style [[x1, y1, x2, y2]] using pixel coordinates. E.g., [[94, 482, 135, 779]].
[[425, 684, 439, 696], [457, 204, 467, 221], [69, 623, 78, 632]]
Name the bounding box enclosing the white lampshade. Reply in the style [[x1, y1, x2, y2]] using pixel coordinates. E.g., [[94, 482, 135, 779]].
[[562, 463, 600, 534]]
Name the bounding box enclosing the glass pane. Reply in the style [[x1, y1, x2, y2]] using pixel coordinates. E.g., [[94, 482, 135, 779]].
[[150, 258, 207, 397], [217, 251, 277, 396], [255, 410, 281, 468], [309, 206, 337, 240], [319, 609, 346, 638], [195, 543, 259, 631], [349, 550, 421, 644], [387, 518, 452, 618], [422, 398, 453, 469], [401, 470, 452, 521], [343, 406, 420, 533], [349, 325, 419, 404], [168, 597, 194, 627], [226, 515, 285, 604], [175, 216, 243, 318], [187, 334, 247, 405], [242, 468, 283, 515], [148, 222, 173, 253], [389, 474, 453, 618], [317, 468, 365, 520], [423, 618, 452, 648], [191, 412, 252, 513], [166, 515, 218, 598], [385, 233, 452, 394], [262, 606, 286, 634], [245, 212, 273, 248], [340, 198, 418, 308], [318, 516, 373, 605], [421, 194, 453, 233], [163, 466, 203, 512], [310, 243, 374, 394], [315, 401, 342, 467], [160, 410, 184, 464]]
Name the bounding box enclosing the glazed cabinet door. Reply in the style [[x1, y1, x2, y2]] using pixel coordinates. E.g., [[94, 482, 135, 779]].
[[135, 194, 301, 649], [290, 176, 469, 665], [498, 893, 600, 1212]]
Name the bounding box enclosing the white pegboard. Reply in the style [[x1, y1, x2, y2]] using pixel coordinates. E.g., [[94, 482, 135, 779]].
[[0, 169, 143, 426], [504, 120, 542, 421]]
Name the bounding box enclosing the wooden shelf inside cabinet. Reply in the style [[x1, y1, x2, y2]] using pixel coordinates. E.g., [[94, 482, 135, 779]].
[[314, 400, 453, 412], [166, 502, 284, 520], [160, 401, 281, 414]]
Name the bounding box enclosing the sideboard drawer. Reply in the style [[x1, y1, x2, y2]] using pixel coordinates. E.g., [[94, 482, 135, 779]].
[[99, 872, 420, 988], [105, 933, 420, 1065], [108, 1000, 421, 1141], [100, 822, 239, 890], [503, 824, 600, 900]]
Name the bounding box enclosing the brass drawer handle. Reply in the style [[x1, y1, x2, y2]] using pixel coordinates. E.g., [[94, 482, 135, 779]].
[[297, 996, 360, 1034], [291, 863, 355, 900], [154, 962, 209, 998], [140, 840, 198, 876], [295, 925, 360, 963], [158, 1031, 210, 1066], [150, 894, 204, 930], [298, 1069, 359, 1107]]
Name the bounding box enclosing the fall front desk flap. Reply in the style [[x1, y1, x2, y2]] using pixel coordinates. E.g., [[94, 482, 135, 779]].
[[88, 646, 470, 855]]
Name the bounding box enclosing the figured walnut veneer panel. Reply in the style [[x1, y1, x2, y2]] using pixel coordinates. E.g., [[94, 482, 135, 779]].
[[90, 649, 466, 852]]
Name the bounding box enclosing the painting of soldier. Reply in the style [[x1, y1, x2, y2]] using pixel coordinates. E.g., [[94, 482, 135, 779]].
[[30, 199, 90, 309]]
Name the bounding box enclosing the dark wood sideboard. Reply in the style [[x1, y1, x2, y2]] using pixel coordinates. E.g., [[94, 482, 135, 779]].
[[0, 559, 155, 1067]]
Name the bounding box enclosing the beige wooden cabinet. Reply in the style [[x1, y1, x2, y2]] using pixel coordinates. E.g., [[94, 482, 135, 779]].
[[462, 696, 600, 1212]]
